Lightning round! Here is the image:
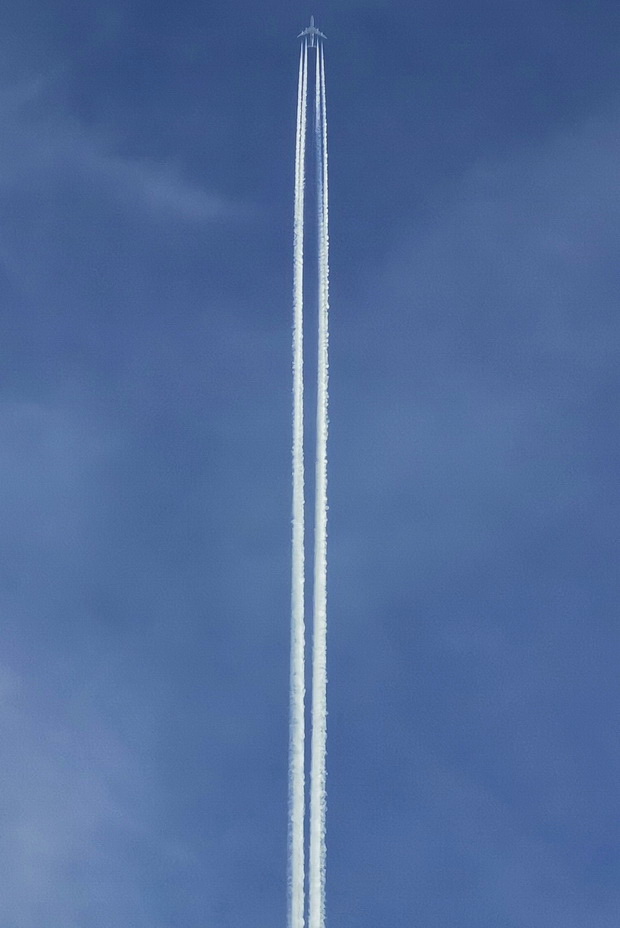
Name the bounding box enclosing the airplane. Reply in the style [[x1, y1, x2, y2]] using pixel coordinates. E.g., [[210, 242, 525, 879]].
[[298, 16, 326, 47]]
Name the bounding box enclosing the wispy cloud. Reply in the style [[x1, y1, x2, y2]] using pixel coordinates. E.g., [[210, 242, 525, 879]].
[[329, 101, 620, 926], [0, 63, 246, 227]]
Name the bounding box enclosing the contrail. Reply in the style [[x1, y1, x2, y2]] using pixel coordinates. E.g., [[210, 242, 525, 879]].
[[309, 39, 329, 928], [289, 36, 308, 928], [288, 23, 330, 928]]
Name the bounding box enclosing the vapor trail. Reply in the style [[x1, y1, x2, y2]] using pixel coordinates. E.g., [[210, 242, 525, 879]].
[[308, 40, 329, 928], [289, 37, 308, 928]]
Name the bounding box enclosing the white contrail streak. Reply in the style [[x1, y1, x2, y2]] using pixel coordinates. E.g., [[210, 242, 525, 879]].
[[308, 40, 329, 928], [289, 37, 308, 928], [288, 31, 329, 928]]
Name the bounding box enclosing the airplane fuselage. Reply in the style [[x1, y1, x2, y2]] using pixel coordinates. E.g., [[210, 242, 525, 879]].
[[298, 16, 326, 48]]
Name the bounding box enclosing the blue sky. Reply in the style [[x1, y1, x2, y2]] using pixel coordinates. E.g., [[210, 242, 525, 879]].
[[1, 1, 619, 926]]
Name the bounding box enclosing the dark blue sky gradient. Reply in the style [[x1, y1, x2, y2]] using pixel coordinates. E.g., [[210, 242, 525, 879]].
[[1, 1, 619, 926]]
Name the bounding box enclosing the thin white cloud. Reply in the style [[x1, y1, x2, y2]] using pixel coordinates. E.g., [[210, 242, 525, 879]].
[[0, 65, 246, 228], [0, 662, 167, 928], [329, 102, 620, 925], [0, 398, 191, 928], [89, 151, 249, 223]]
